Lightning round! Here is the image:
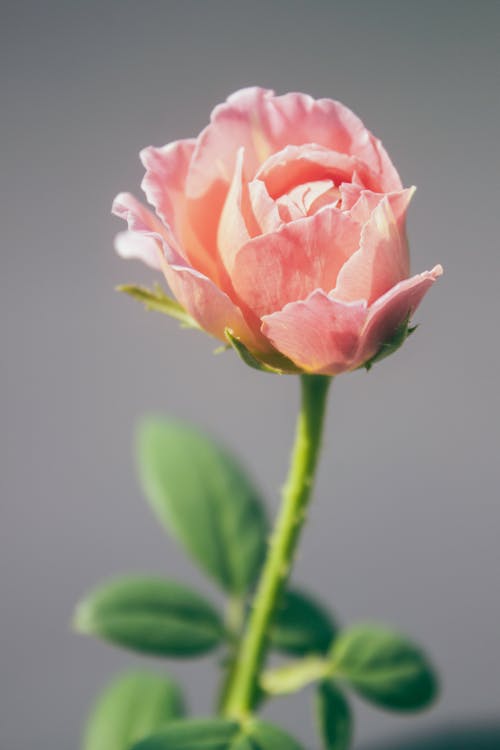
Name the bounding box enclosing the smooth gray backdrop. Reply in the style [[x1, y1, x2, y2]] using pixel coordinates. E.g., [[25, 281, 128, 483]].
[[2, 1, 499, 748]]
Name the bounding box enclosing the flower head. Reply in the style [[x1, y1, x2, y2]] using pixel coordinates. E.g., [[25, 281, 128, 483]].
[[113, 87, 442, 374]]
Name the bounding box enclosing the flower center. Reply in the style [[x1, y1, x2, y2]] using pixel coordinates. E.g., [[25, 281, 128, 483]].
[[276, 179, 341, 222]]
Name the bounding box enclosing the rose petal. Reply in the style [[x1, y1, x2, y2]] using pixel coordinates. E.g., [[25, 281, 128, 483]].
[[186, 86, 402, 209], [140, 139, 195, 236], [348, 186, 416, 227], [264, 92, 402, 192], [302, 180, 339, 214], [256, 144, 377, 198], [112, 192, 165, 236], [112, 192, 170, 270], [185, 88, 277, 258], [279, 179, 338, 219], [227, 205, 361, 319], [114, 230, 161, 270], [333, 197, 410, 304], [187, 88, 277, 200], [157, 245, 259, 346], [340, 182, 363, 211], [184, 87, 402, 262], [140, 140, 221, 281], [262, 290, 368, 374], [355, 265, 443, 366], [248, 179, 283, 234], [217, 148, 260, 270]]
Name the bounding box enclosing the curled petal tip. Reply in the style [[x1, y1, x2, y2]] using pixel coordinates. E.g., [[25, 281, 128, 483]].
[[111, 192, 132, 216], [431, 264, 444, 277]]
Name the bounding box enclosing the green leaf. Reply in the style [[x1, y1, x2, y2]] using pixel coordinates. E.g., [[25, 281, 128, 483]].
[[131, 719, 305, 750], [83, 670, 185, 750], [225, 329, 300, 375], [261, 655, 328, 695], [138, 418, 268, 594], [361, 315, 417, 371], [117, 284, 198, 328], [315, 681, 353, 750], [270, 588, 337, 655], [247, 720, 305, 750], [74, 576, 224, 657], [130, 718, 240, 750], [331, 624, 438, 711]]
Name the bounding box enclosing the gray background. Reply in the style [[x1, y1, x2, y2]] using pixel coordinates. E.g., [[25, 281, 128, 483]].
[[2, 1, 499, 748]]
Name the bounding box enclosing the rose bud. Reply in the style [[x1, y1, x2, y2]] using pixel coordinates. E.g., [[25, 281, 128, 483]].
[[113, 87, 442, 375]]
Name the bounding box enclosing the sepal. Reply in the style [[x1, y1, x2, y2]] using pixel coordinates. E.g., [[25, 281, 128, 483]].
[[361, 315, 417, 371], [117, 283, 198, 328], [225, 329, 300, 375]]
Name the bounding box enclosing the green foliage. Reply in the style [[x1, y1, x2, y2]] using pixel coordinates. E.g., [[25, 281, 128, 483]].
[[331, 624, 438, 711], [117, 284, 198, 328], [224, 329, 300, 375], [83, 670, 184, 750], [362, 315, 417, 371], [130, 718, 240, 750], [261, 656, 328, 696], [315, 681, 353, 750], [138, 418, 268, 595], [247, 720, 304, 750], [76, 402, 439, 748], [130, 718, 304, 750], [270, 588, 337, 656], [74, 576, 224, 657]]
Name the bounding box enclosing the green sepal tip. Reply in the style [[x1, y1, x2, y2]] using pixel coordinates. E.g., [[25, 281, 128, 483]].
[[117, 283, 198, 328], [224, 329, 300, 375], [361, 315, 418, 371]]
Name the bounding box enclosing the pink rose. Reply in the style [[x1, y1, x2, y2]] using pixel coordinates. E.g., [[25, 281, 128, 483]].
[[113, 87, 442, 374]]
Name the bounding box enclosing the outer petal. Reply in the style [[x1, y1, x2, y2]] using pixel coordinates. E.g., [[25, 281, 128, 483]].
[[140, 139, 195, 236], [354, 265, 443, 367], [112, 192, 170, 270], [112, 192, 265, 350], [185, 88, 277, 257], [228, 205, 361, 319], [114, 230, 161, 270], [261, 290, 368, 374], [187, 88, 276, 198], [157, 246, 260, 346], [140, 140, 219, 281], [333, 197, 410, 304]]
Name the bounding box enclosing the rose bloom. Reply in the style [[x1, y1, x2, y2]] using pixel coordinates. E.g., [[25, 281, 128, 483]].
[[113, 87, 442, 374]]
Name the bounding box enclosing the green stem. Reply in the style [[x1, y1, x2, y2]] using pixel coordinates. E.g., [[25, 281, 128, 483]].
[[223, 374, 332, 719], [216, 597, 246, 713]]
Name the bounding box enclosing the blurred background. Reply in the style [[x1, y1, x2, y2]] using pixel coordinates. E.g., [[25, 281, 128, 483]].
[[2, 1, 499, 748]]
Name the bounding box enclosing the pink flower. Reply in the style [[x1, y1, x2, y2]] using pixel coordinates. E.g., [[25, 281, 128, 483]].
[[113, 87, 442, 375]]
